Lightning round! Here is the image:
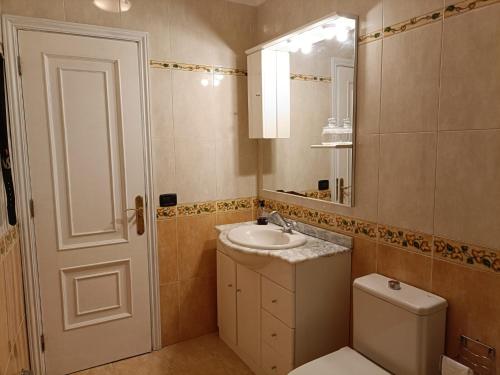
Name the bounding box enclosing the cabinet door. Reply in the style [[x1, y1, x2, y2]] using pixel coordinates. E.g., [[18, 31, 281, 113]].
[[236, 264, 261, 364], [217, 252, 237, 344]]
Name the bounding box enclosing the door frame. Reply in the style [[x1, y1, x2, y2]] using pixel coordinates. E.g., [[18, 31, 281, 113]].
[[2, 15, 161, 374]]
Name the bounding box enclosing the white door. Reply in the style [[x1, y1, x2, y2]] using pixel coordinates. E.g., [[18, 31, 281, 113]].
[[18, 29, 152, 374]]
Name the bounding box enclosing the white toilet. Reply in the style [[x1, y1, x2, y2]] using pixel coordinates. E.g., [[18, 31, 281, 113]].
[[290, 273, 448, 375]]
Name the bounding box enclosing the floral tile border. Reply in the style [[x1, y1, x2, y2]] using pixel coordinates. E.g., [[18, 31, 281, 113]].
[[356, 0, 499, 43], [383, 8, 442, 37], [0, 226, 18, 256], [290, 73, 331, 83], [262, 198, 500, 273], [177, 202, 216, 216], [358, 30, 383, 44], [217, 198, 252, 212], [378, 224, 432, 254], [157, 197, 256, 219], [214, 66, 247, 76], [444, 0, 500, 18], [434, 237, 500, 272], [303, 189, 331, 201]]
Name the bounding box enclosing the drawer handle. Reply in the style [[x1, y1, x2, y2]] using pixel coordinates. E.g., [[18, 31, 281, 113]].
[[271, 299, 278, 303], [271, 366, 277, 370], [227, 284, 233, 287], [271, 333, 277, 337], [236, 289, 242, 293]]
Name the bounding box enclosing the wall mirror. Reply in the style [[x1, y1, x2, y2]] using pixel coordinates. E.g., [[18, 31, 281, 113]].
[[250, 13, 358, 207]]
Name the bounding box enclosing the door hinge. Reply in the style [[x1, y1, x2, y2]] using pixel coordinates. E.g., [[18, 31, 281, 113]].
[[29, 199, 34, 218], [17, 56, 22, 76], [40, 334, 45, 352]]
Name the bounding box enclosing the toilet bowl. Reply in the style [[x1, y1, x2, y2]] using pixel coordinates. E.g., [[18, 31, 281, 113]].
[[290, 274, 448, 375]]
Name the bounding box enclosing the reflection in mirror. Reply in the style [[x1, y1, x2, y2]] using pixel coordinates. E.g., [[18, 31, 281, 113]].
[[261, 14, 357, 206]]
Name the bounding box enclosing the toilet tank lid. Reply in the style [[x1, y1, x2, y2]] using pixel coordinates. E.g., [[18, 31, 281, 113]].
[[353, 274, 448, 316]]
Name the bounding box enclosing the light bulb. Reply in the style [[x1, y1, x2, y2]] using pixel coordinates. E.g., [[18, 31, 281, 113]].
[[336, 27, 349, 42], [288, 40, 300, 53], [200, 79, 209, 87], [300, 43, 312, 54], [323, 26, 336, 40], [213, 79, 221, 87]]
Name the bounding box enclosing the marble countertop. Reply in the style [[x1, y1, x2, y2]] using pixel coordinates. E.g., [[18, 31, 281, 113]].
[[216, 221, 352, 264]]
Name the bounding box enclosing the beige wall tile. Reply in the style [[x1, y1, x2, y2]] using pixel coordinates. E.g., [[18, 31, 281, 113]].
[[160, 282, 181, 347], [377, 243, 432, 290], [15, 324, 30, 373], [215, 137, 258, 201], [439, 5, 500, 131], [177, 214, 217, 280], [2, 0, 65, 19], [152, 137, 176, 201], [378, 133, 436, 233], [119, 0, 172, 59], [157, 219, 179, 285], [169, 0, 256, 68], [357, 40, 381, 135], [434, 130, 500, 249], [174, 138, 216, 203], [380, 23, 442, 133], [150, 69, 174, 140], [64, 0, 122, 27], [0, 261, 10, 374], [351, 237, 377, 281], [172, 70, 216, 141], [432, 259, 500, 370], [179, 276, 217, 341], [216, 210, 253, 226], [383, 0, 443, 27]]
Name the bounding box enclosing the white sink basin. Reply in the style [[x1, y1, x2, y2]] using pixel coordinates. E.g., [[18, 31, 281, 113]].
[[227, 224, 306, 250]]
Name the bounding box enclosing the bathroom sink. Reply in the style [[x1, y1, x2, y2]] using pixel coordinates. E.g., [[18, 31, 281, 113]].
[[227, 224, 306, 250]]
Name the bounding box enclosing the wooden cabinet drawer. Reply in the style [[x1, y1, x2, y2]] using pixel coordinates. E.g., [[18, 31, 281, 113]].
[[262, 276, 295, 328], [261, 309, 294, 363], [261, 341, 293, 375]]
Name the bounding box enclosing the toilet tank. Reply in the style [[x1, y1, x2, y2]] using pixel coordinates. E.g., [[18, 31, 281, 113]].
[[353, 274, 447, 375]]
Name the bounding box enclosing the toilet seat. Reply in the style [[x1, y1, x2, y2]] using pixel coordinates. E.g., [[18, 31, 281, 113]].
[[288, 347, 390, 375]]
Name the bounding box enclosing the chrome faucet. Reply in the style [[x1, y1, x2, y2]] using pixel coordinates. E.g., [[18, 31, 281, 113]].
[[269, 211, 296, 234]]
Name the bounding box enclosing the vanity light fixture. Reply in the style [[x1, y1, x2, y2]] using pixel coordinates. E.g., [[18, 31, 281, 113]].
[[93, 0, 132, 13], [275, 16, 355, 54], [200, 78, 210, 87]]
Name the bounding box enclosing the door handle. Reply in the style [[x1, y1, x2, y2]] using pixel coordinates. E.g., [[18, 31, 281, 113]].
[[125, 195, 145, 235]]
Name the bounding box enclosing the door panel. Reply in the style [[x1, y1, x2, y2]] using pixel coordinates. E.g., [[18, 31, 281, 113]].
[[44, 55, 128, 249], [18, 29, 151, 375], [236, 264, 260, 365]]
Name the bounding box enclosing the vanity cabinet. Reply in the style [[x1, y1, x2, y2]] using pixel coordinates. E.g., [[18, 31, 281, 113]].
[[247, 49, 290, 139], [216, 244, 351, 375]]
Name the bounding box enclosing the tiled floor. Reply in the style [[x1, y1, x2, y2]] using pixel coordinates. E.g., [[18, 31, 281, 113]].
[[74, 333, 254, 375]]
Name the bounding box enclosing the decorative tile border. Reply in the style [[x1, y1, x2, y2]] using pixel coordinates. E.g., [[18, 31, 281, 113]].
[[261, 198, 499, 273], [303, 189, 331, 201], [444, 0, 500, 18], [216, 198, 253, 212], [290, 73, 331, 83], [434, 237, 500, 272], [383, 9, 442, 37], [214, 66, 247, 77], [358, 30, 383, 45], [0, 226, 18, 256], [358, 0, 499, 43], [151, 60, 332, 84], [156, 197, 256, 219], [377, 224, 432, 254]]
